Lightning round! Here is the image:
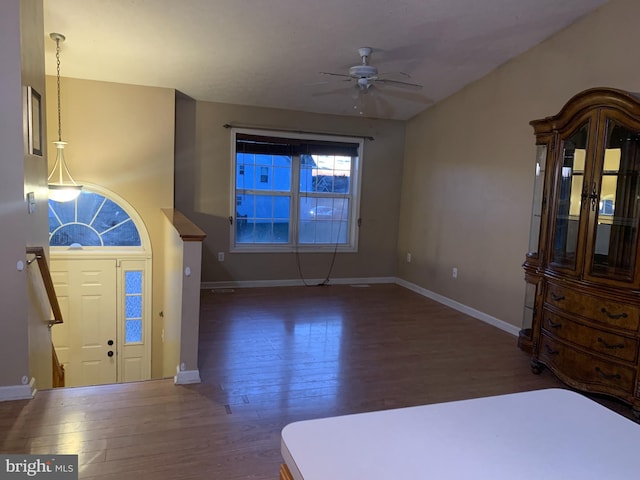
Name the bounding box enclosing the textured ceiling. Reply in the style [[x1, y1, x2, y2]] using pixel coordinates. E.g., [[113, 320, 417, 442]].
[[43, 0, 608, 120]]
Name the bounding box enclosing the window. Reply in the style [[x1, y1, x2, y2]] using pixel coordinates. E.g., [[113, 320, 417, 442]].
[[49, 190, 142, 247], [231, 129, 363, 252], [124, 270, 143, 343]]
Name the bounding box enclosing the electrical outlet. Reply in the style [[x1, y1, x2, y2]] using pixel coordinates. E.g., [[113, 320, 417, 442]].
[[217, 252, 225, 262], [452, 267, 458, 279], [406, 252, 412, 263]]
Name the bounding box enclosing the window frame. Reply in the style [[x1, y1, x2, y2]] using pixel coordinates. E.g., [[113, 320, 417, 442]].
[[229, 128, 363, 253]]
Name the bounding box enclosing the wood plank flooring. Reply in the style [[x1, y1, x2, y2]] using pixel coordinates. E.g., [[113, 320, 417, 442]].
[[0, 284, 635, 479]]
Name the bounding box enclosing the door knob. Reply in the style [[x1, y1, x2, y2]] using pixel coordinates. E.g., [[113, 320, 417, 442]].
[[107, 340, 114, 346], [107, 351, 114, 357]]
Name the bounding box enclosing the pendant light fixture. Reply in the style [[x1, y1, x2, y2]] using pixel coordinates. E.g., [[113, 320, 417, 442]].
[[47, 32, 82, 203]]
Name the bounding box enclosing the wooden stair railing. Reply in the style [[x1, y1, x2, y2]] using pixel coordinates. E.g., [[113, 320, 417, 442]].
[[26, 246, 65, 387]]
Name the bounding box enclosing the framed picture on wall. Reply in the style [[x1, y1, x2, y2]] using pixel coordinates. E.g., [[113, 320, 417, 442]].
[[27, 86, 42, 156]]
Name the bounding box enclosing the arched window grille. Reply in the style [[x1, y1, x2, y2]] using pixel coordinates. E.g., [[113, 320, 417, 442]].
[[49, 190, 142, 247]]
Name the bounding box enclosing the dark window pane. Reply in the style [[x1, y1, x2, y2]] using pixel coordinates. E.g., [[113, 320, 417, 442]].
[[255, 195, 274, 218], [274, 196, 290, 220], [50, 224, 102, 246], [92, 199, 128, 234], [101, 220, 141, 246], [49, 198, 76, 225], [48, 204, 62, 234], [77, 191, 105, 224], [48, 191, 142, 247], [236, 220, 289, 244], [273, 167, 291, 191], [298, 198, 349, 244]]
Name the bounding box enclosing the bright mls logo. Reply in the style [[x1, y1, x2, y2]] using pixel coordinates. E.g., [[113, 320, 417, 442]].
[[0, 455, 77, 479]]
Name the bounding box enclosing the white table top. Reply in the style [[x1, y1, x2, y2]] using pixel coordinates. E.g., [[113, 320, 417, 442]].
[[281, 388, 640, 480]]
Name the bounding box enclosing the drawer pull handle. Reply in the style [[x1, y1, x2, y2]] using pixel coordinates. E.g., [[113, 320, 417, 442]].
[[547, 318, 562, 329], [595, 366, 621, 381], [544, 344, 559, 355], [600, 307, 628, 320], [550, 293, 565, 302], [597, 337, 624, 350]]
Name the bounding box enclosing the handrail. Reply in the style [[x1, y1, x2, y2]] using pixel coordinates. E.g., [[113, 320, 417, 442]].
[[26, 246, 64, 327]]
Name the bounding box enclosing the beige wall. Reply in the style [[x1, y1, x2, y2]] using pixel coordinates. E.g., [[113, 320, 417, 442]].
[[179, 239, 202, 374], [0, 0, 53, 393], [176, 101, 406, 284], [22, 0, 53, 390], [160, 211, 203, 379], [398, 0, 633, 328], [44, 77, 175, 378], [162, 215, 182, 377], [0, 0, 30, 390]]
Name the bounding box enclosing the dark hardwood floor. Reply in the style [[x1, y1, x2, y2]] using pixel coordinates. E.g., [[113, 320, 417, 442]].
[[0, 284, 635, 479]]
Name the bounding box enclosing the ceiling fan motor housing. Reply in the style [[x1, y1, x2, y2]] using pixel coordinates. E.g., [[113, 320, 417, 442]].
[[349, 65, 378, 78]]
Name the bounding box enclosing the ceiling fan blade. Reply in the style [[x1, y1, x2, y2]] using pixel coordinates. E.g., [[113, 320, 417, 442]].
[[373, 87, 433, 105], [305, 80, 331, 87], [319, 72, 353, 79], [375, 78, 423, 90], [352, 86, 396, 119], [312, 86, 357, 97], [377, 71, 412, 79]]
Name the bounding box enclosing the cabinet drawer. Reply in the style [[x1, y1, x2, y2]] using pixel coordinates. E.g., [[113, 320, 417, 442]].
[[545, 284, 640, 331], [539, 334, 636, 396], [541, 310, 638, 363]]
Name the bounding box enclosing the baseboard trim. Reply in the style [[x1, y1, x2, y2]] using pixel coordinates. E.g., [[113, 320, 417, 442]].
[[174, 367, 201, 385], [202, 277, 396, 290], [394, 278, 520, 337], [0, 377, 37, 402]]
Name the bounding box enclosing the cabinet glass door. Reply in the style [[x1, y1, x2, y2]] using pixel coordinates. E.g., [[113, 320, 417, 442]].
[[527, 145, 547, 257], [551, 122, 589, 270], [588, 119, 640, 283]]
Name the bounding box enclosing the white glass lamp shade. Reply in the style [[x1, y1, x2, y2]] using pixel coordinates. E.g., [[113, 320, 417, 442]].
[[48, 141, 82, 202]]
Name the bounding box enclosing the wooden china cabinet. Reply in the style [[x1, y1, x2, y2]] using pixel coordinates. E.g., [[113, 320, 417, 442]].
[[522, 88, 640, 416]]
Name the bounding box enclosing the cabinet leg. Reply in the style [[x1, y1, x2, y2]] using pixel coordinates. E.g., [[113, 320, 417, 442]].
[[530, 359, 544, 375], [632, 407, 640, 421]]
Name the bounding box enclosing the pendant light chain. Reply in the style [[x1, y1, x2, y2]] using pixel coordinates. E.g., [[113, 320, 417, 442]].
[[47, 32, 82, 202], [55, 36, 63, 142]]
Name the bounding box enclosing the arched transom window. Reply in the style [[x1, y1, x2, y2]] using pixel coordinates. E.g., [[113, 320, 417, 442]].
[[49, 190, 141, 247]]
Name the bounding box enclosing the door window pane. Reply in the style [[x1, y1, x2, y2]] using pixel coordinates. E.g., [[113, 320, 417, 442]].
[[552, 123, 588, 269], [528, 145, 547, 254], [125, 320, 142, 343], [590, 121, 640, 279], [124, 270, 143, 344]]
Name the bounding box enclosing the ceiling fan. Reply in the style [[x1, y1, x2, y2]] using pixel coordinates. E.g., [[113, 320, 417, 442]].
[[319, 47, 424, 93]]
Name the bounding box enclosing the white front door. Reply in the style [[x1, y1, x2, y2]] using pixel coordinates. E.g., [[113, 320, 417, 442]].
[[51, 258, 117, 387]]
